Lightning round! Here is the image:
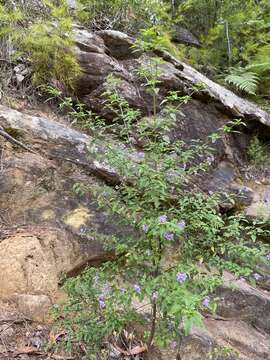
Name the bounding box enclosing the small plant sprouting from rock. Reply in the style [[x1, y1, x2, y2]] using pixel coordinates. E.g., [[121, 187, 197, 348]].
[[248, 135, 268, 165], [210, 345, 239, 360], [41, 84, 104, 131], [53, 36, 270, 359]]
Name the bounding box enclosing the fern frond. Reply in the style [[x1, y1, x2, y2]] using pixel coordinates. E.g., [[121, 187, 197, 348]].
[[247, 62, 270, 74], [225, 69, 259, 95]]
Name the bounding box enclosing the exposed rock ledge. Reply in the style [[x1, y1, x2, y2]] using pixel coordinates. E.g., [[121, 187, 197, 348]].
[[73, 27, 270, 127]]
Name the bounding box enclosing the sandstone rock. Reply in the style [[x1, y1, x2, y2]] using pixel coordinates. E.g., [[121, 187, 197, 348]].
[[206, 161, 237, 193], [13, 294, 51, 322], [180, 328, 216, 360], [72, 27, 270, 128], [179, 318, 270, 360], [205, 319, 270, 360], [172, 26, 201, 48], [96, 30, 137, 60], [216, 277, 270, 334], [73, 26, 105, 54], [0, 228, 97, 299], [244, 184, 270, 220], [0, 105, 121, 185]]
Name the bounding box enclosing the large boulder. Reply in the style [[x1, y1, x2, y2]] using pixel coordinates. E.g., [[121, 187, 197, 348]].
[[0, 106, 135, 312], [0, 227, 106, 300]]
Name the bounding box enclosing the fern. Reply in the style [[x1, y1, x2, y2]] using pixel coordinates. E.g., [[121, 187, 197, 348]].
[[225, 68, 259, 95]]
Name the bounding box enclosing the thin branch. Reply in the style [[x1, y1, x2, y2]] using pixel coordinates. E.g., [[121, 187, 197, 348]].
[[0, 58, 16, 66], [0, 125, 37, 154]]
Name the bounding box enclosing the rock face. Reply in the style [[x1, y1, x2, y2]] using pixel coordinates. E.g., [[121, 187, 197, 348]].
[[244, 184, 270, 220], [171, 26, 201, 48], [0, 25, 270, 358], [0, 106, 133, 313], [176, 276, 270, 360], [73, 27, 270, 127]]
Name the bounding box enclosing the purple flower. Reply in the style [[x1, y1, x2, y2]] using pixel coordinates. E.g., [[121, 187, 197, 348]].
[[98, 297, 106, 309], [121, 288, 126, 294], [137, 151, 145, 159], [176, 272, 187, 283], [134, 284, 141, 294], [152, 291, 159, 300], [164, 232, 174, 241], [239, 276, 246, 282], [202, 297, 210, 308], [254, 273, 262, 281], [170, 340, 177, 349], [177, 220, 186, 230], [159, 215, 167, 223], [266, 253, 270, 261], [142, 224, 149, 233]]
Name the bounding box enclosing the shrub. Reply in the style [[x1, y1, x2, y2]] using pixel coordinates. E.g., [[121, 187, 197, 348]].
[[51, 35, 270, 358]]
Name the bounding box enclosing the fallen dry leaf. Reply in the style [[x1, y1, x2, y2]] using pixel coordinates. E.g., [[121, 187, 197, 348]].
[[49, 330, 67, 343], [14, 346, 44, 356], [113, 343, 146, 356], [50, 354, 75, 360]]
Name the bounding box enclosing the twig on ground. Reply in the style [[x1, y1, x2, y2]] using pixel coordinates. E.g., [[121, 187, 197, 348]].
[[0, 125, 37, 154]]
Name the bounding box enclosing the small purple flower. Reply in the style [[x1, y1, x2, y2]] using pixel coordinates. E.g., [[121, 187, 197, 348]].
[[266, 253, 270, 261], [134, 284, 141, 294], [142, 224, 149, 233], [152, 291, 159, 300], [170, 340, 177, 349], [239, 276, 246, 282], [121, 288, 126, 294], [176, 272, 187, 283], [98, 297, 106, 309], [137, 151, 145, 159], [202, 297, 210, 308], [164, 232, 174, 241], [159, 214, 167, 223], [254, 273, 262, 281], [177, 220, 186, 230]]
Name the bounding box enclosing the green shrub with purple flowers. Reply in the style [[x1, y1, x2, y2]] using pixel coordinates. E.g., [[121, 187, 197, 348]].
[[52, 37, 270, 359]]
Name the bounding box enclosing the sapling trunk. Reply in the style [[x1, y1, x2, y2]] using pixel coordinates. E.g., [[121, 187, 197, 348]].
[[147, 233, 162, 350], [147, 302, 157, 349]]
